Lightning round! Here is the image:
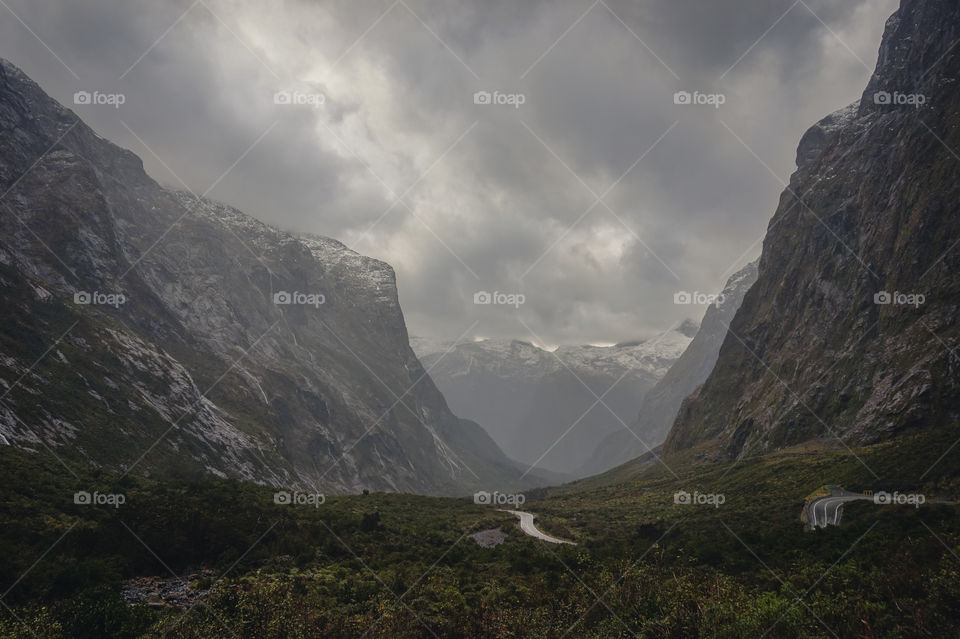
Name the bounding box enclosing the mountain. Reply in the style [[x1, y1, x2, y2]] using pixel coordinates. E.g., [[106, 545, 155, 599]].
[[410, 322, 697, 474], [0, 57, 542, 496], [665, 0, 960, 458], [581, 260, 758, 475]]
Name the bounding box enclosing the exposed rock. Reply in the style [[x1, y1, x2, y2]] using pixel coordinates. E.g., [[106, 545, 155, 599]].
[[0, 57, 541, 496], [582, 260, 758, 475], [665, 0, 960, 458]]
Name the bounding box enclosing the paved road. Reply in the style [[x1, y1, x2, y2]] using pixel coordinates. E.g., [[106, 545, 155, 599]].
[[806, 493, 871, 529], [498, 509, 576, 545], [805, 488, 957, 529]]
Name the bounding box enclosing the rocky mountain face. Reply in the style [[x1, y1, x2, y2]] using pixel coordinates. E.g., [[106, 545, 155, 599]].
[[665, 0, 960, 458], [0, 58, 539, 495], [581, 260, 758, 475], [411, 322, 697, 474]]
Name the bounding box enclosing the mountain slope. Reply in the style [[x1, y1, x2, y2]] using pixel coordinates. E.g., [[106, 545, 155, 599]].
[[411, 323, 697, 473], [581, 260, 758, 475], [0, 57, 537, 496], [665, 0, 960, 458]]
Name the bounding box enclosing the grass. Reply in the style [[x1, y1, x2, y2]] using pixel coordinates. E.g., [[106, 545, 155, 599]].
[[0, 423, 957, 637]]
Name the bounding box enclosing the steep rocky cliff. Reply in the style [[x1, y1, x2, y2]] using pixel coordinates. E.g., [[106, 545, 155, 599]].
[[582, 260, 757, 474], [0, 58, 537, 495], [665, 0, 960, 457]]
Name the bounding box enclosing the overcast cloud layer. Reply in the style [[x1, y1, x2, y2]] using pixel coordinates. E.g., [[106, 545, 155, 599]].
[[0, 0, 898, 346]]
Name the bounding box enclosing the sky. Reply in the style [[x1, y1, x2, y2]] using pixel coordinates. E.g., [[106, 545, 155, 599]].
[[0, 0, 899, 346]]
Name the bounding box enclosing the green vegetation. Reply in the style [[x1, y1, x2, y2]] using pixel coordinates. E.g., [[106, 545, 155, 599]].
[[0, 425, 958, 638]]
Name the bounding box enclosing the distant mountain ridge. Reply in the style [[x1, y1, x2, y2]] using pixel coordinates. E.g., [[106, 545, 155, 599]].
[[665, 0, 960, 458], [0, 57, 543, 495], [411, 323, 697, 473], [581, 260, 758, 475]]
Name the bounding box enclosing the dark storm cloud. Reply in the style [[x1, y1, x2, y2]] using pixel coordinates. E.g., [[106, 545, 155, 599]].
[[0, 0, 897, 345]]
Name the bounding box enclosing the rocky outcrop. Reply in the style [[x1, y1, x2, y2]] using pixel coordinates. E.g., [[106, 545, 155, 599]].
[[0, 58, 538, 495], [581, 261, 758, 475], [665, 0, 960, 457]]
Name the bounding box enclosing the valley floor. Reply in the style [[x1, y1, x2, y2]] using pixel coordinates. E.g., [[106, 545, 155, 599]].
[[0, 424, 958, 638]]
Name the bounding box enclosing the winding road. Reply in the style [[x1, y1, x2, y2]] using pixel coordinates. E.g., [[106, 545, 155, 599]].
[[498, 509, 576, 545], [806, 492, 870, 529]]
